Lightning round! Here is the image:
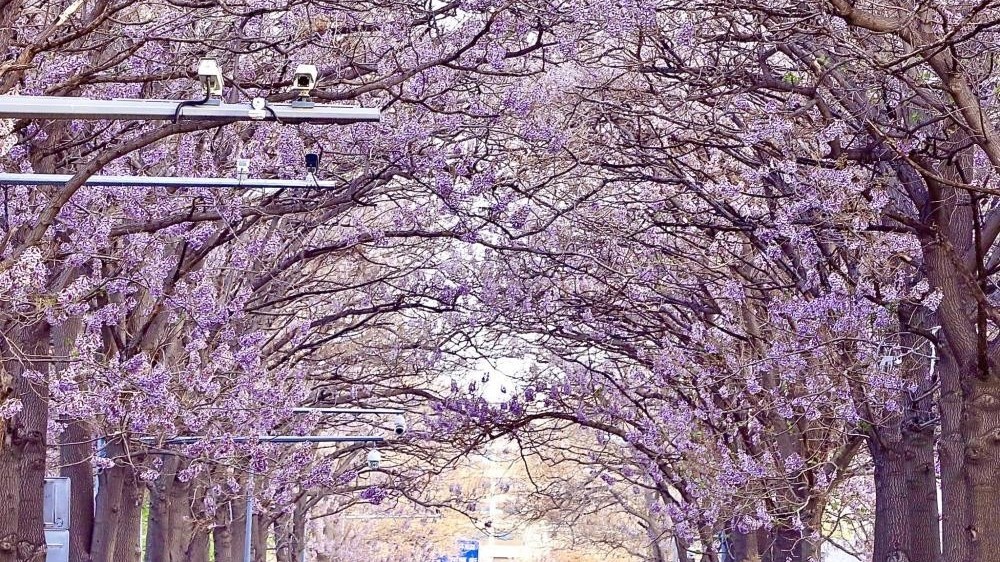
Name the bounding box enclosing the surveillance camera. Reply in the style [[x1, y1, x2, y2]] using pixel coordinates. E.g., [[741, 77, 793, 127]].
[[305, 153, 320, 174], [291, 64, 318, 97], [197, 58, 224, 97], [393, 414, 407, 436], [235, 158, 250, 180], [366, 449, 382, 470]]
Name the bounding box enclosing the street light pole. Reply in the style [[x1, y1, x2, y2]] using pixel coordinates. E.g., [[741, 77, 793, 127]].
[[244, 478, 256, 562]]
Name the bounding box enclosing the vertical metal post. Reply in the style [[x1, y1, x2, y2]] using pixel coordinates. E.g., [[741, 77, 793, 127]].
[[243, 481, 254, 562]]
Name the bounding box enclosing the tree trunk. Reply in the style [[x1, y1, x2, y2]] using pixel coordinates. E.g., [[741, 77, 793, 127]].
[[60, 420, 95, 562], [144, 456, 196, 562], [675, 537, 691, 562], [165, 466, 194, 562], [91, 448, 124, 562], [251, 512, 267, 562], [91, 438, 142, 562], [870, 422, 910, 562], [0, 323, 52, 562], [905, 402, 941, 562], [936, 346, 970, 562], [185, 529, 209, 562], [55, 317, 94, 562], [757, 526, 816, 562], [291, 499, 308, 562], [962, 375, 1000, 561], [114, 478, 142, 562], [274, 513, 293, 562], [272, 499, 309, 562], [212, 505, 235, 562], [723, 529, 757, 562], [229, 496, 249, 562], [143, 457, 173, 562]]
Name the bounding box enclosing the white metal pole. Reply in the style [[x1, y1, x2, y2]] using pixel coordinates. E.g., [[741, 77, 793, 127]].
[[0, 95, 379, 124], [290, 408, 405, 415], [244, 480, 254, 562], [147, 435, 386, 445], [0, 173, 341, 189]]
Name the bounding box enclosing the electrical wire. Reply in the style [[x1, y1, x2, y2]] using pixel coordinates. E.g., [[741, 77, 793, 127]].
[[173, 90, 211, 123]]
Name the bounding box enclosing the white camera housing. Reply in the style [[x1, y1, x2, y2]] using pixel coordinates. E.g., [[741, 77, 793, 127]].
[[235, 158, 250, 180], [198, 58, 224, 97], [366, 449, 382, 470], [393, 414, 407, 436], [291, 64, 318, 97], [247, 97, 267, 120]]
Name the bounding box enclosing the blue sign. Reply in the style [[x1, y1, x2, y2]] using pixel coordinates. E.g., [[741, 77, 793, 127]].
[[458, 539, 479, 562]]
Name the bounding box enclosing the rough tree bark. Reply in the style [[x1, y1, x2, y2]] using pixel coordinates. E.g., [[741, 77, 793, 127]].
[[229, 496, 249, 562], [920, 191, 975, 562], [54, 318, 94, 562], [903, 345, 941, 562], [251, 511, 267, 562], [0, 323, 51, 562], [212, 504, 235, 562], [869, 425, 910, 562], [144, 456, 198, 562], [59, 419, 95, 562], [91, 438, 142, 562], [273, 498, 309, 562]]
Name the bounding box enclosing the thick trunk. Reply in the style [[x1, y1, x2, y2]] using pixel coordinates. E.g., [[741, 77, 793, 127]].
[[91, 448, 125, 562], [144, 456, 195, 562], [143, 459, 172, 562], [291, 500, 308, 562], [212, 505, 235, 562], [274, 513, 293, 562], [870, 423, 911, 562], [916, 148, 976, 562], [59, 420, 95, 562], [273, 499, 309, 562], [0, 324, 52, 562], [675, 537, 691, 562], [230, 496, 249, 562], [17, 327, 48, 562], [166, 468, 194, 562], [91, 439, 142, 562], [897, 307, 942, 562], [905, 412, 941, 562], [0, 365, 21, 562], [936, 347, 970, 562], [113, 478, 142, 562], [757, 527, 817, 562], [723, 529, 757, 562], [962, 376, 1000, 560], [183, 484, 210, 562], [251, 512, 267, 562], [185, 530, 210, 562], [55, 317, 94, 562]]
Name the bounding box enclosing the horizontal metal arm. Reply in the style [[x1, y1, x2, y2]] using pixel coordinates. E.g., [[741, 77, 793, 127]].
[[0, 173, 340, 189], [142, 435, 386, 445], [291, 408, 405, 415], [0, 95, 380, 124]]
